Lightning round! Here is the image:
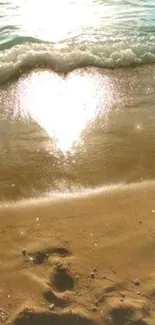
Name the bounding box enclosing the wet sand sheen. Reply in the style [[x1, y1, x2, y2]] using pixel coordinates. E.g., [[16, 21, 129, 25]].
[[0, 67, 155, 324], [1, 65, 155, 200]]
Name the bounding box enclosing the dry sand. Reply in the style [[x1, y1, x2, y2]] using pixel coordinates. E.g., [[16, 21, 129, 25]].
[[0, 181, 154, 324]]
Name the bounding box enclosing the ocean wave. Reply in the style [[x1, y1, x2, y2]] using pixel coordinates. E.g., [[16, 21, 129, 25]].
[[0, 36, 155, 82]]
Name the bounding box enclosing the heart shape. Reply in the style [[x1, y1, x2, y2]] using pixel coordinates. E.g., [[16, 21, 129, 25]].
[[0, 67, 141, 200], [14, 68, 116, 152]]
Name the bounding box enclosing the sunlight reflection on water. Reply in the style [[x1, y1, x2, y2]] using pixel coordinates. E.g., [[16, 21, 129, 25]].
[[16, 69, 116, 152]]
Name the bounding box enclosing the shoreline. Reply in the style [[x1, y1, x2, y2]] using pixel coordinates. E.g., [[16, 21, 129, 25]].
[[0, 66, 155, 201], [0, 67, 155, 323]]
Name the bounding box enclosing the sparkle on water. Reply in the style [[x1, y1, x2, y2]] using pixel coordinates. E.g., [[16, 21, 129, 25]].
[[2, 0, 155, 45], [8, 0, 99, 42], [15, 70, 115, 152]]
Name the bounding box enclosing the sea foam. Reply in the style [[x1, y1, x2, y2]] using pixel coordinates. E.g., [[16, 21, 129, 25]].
[[0, 37, 155, 82]]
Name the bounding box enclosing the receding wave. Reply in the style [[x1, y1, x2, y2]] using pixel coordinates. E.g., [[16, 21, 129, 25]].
[[1, 36, 155, 82]]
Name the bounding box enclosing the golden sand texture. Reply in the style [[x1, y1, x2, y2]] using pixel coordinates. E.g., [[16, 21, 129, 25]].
[[0, 181, 154, 324], [0, 67, 155, 324]]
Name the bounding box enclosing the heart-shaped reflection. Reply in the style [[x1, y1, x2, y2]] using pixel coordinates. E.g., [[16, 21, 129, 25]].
[[0, 66, 154, 201], [16, 69, 116, 152], [0, 68, 121, 200]]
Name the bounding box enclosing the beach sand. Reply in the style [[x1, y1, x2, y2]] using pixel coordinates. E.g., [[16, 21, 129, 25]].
[[0, 181, 155, 324], [0, 67, 155, 324]]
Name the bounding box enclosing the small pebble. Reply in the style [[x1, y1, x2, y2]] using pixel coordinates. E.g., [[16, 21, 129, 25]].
[[57, 262, 63, 268], [90, 272, 95, 279], [0, 309, 8, 322], [90, 305, 97, 312], [22, 250, 26, 257], [133, 278, 140, 286], [120, 297, 124, 302], [28, 256, 34, 262], [92, 267, 97, 273], [49, 303, 55, 311], [120, 292, 126, 298]]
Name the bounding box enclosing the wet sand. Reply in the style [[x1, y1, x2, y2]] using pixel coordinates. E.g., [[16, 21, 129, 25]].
[[1, 66, 155, 200], [0, 67, 155, 324]]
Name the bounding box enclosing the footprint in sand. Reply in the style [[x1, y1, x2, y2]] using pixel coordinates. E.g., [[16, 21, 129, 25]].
[[108, 305, 149, 325], [17, 246, 152, 325], [22, 245, 75, 305], [13, 308, 95, 325], [13, 246, 96, 325], [23, 246, 71, 265], [50, 263, 74, 292], [100, 294, 151, 325]]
